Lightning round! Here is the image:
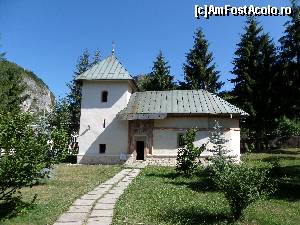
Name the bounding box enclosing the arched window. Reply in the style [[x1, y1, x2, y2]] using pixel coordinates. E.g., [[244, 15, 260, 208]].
[[101, 91, 108, 102]]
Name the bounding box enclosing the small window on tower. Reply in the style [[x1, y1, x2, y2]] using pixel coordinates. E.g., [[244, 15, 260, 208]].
[[99, 144, 106, 154], [178, 134, 185, 148], [102, 91, 108, 102], [103, 119, 106, 128]]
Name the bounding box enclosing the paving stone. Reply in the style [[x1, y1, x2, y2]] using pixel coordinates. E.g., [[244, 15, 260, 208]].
[[86, 216, 112, 225], [73, 199, 94, 206], [98, 197, 117, 204], [90, 209, 113, 217], [81, 194, 102, 200], [55, 169, 140, 225], [53, 222, 82, 225], [88, 216, 113, 222], [104, 193, 120, 199], [94, 203, 115, 210], [68, 205, 92, 213], [57, 212, 86, 222], [88, 189, 107, 196], [102, 180, 117, 185], [108, 190, 124, 195], [94, 186, 111, 191]]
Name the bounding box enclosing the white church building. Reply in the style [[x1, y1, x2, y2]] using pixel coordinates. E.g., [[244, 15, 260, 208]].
[[76, 53, 247, 165]]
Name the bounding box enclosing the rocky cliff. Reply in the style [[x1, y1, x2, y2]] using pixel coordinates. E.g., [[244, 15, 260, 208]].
[[0, 60, 55, 114], [21, 70, 55, 114]]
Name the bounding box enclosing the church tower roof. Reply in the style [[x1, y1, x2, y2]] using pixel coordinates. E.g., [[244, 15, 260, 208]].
[[76, 54, 133, 81]]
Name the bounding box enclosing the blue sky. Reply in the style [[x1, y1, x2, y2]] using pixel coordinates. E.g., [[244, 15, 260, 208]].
[[0, 0, 292, 98]]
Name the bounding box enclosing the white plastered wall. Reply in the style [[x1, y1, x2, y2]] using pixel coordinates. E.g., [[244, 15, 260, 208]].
[[77, 80, 132, 162], [153, 116, 240, 158]]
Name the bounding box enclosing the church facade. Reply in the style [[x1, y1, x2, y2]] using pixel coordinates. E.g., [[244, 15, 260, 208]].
[[76, 54, 247, 165]]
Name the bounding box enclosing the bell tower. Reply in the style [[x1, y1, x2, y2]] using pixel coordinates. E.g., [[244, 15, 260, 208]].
[[76, 54, 137, 164]]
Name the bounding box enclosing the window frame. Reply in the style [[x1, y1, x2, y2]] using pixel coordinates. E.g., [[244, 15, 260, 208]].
[[99, 144, 106, 154], [101, 91, 108, 103], [177, 133, 185, 148]]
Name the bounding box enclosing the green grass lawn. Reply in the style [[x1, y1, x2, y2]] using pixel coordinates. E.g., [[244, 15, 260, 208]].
[[113, 148, 300, 225], [0, 164, 121, 225]]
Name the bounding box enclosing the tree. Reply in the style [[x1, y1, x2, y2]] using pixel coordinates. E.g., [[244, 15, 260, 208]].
[[90, 49, 101, 67], [211, 163, 275, 220], [66, 49, 101, 134], [279, 0, 300, 118], [49, 98, 72, 158], [182, 28, 224, 93], [0, 38, 5, 60], [0, 112, 49, 202], [176, 128, 205, 175], [207, 121, 236, 171], [230, 17, 278, 151], [0, 60, 26, 113], [140, 51, 176, 91]]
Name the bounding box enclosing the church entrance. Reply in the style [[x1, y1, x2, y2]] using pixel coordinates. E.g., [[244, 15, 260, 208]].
[[136, 140, 145, 160]]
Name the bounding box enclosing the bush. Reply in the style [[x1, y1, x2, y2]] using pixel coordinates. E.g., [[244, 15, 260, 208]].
[[176, 128, 206, 175], [274, 116, 300, 139], [211, 163, 276, 220], [0, 112, 50, 202]]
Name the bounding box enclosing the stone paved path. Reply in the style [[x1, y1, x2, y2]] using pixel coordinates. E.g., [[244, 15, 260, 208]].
[[54, 168, 140, 225]]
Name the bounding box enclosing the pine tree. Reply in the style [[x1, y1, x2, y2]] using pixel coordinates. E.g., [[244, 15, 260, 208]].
[[66, 49, 101, 134], [208, 121, 236, 171], [0, 51, 5, 60], [141, 51, 176, 91], [230, 17, 278, 151], [0, 39, 5, 60], [90, 49, 101, 67], [182, 28, 224, 93], [279, 0, 300, 118]]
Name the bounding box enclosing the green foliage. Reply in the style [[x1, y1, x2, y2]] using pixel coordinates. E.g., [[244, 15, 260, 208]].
[[0, 60, 26, 113], [139, 51, 176, 91], [50, 98, 71, 132], [182, 28, 224, 93], [0, 39, 5, 60], [0, 165, 121, 224], [230, 17, 278, 151], [50, 127, 69, 162], [278, 0, 300, 118], [66, 49, 101, 134], [207, 123, 276, 220], [211, 163, 276, 220], [0, 112, 49, 202], [274, 116, 300, 138], [176, 128, 205, 175], [36, 114, 69, 163], [208, 121, 236, 171], [0, 59, 55, 114]]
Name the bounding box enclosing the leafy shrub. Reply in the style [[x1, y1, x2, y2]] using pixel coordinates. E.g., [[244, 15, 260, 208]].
[[49, 127, 69, 163], [274, 116, 300, 139], [176, 128, 206, 175], [36, 115, 69, 164], [0, 112, 49, 202], [211, 163, 276, 220]]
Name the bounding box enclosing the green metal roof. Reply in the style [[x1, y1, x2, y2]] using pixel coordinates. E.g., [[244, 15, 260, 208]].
[[76, 55, 133, 80], [117, 90, 248, 120]]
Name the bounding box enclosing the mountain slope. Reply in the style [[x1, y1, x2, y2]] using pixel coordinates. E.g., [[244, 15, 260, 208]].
[[0, 60, 55, 114]]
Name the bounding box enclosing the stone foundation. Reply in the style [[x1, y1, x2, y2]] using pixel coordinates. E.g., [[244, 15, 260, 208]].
[[145, 155, 177, 166], [77, 155, 128, 165], [78, 154, 240, 166]]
